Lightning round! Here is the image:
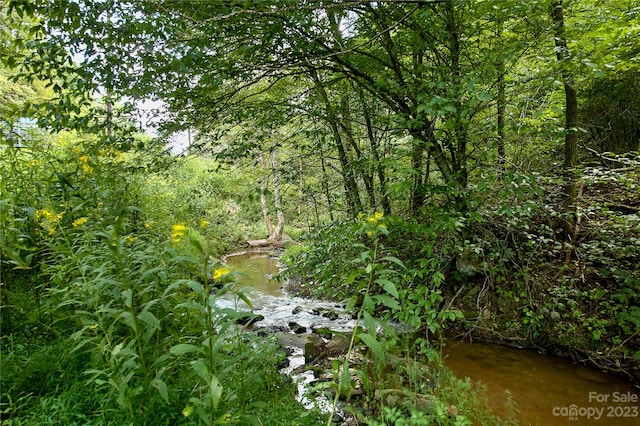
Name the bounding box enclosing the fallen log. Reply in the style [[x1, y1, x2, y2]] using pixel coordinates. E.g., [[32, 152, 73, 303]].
[[246, 239, 271, 248]]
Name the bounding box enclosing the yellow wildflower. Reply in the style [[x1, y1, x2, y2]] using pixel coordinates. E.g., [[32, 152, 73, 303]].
[[362, 211, 386, 237], [212, 267, 231, 281], [72, 217, 88, 227], [199, 218, 210, 228], [35, 209, 63, 235], [366, 211, 384, 224], [79, 155, 93, 174], [125, 235, 137, 244], [171, 223, 188, 243], [35, 209, 63, 222], [144, 221, 154, 229]]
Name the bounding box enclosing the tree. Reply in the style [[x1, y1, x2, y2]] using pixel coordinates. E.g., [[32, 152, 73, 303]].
[[551, 0, 579, 213], [8, 0, 637, 222], [6, 2, 486, 213]]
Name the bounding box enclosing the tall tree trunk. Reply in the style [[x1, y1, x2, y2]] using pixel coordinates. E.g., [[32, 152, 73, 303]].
[[270, 149, 285, 242], [445, 1, 469, 210], [361, 92, 391, 214], [551, 0, 579, 230], [298, 158, 303, 217], [106, 91, 113, 138], [340, 95, 376, 210], [410, 138, 425, 215], [318, 137, 335, 222], [259, 153, 274, 238], [496, 19, 506, 173], [311, 70, 362, 215]]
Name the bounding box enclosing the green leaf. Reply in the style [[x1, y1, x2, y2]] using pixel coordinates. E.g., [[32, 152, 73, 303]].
[[182, 405, 194, 417], [162, 281, 182, 297], [476, 92, 491, 102], [363, 311, 377, 337], [360, 250, 372, 262], [137, 310, 160, 330], [374, 294, 401, 310], [119, 311, 135, 330], [175, 301, 206, 313], [152, 378, 169, 402], [186, 280, 206, 297], [362, 293, 374, 313], [209, 375, 223, 409], [152, 355, 171, 368], [235, 289, 254, 309], [358, 333, 385, 363], [339, 361, 352, 396], [380, 256, 406, 269], [170, 343, 200, 356], [375, 278, 399, 299], [191, 358, 209, 381], [346, 295, 359, 311], [122, 288, 132, 308]]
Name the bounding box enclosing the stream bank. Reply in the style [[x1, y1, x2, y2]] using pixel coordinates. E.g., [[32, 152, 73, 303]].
[[224, 250, 639, 425]]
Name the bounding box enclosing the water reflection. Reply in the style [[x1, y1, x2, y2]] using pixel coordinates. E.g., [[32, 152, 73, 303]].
[[225, 251, 283, 296], [444, 339, 639, 425]]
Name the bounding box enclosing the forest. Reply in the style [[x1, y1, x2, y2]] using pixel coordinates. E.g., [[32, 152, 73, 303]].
[[1, 0, 639, 424]]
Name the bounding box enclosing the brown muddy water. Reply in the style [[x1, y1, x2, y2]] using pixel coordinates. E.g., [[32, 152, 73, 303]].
[[225, 250, 283, 296], [444, 339, 639, 425], [225, 251, 639, 425]]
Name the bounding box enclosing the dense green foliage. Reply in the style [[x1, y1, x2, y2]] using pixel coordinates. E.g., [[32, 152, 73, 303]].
[[2, 0, 639, 424], [0, 115, 323, 424]]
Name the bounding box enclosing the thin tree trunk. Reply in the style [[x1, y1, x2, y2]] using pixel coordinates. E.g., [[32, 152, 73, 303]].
[[361, 93, 391, 214], [318, 137, 334, 222], [106, 92, 113, 138], [410, 138, 425, 215], [298, 158, 303, 217], [551, 0, 579, 232], [270, 149, 285, 242], [496, 19, 506, 173], [259, 153, 273, 238], [445, 0, 468, 204], [340, 95, 376, 210], [311, 70, 362, 215]]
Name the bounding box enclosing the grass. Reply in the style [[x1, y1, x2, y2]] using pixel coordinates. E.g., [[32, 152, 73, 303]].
[[0, 334, 325, 425], [0, 288, 325, 426]]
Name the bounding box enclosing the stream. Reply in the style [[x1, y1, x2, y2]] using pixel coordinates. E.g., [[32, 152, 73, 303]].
[[223, 251, 639, 425]]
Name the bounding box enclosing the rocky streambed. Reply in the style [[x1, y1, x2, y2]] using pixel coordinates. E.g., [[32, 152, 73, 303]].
[[220, 250, 437, 422], [219, 251, 365, 419]]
